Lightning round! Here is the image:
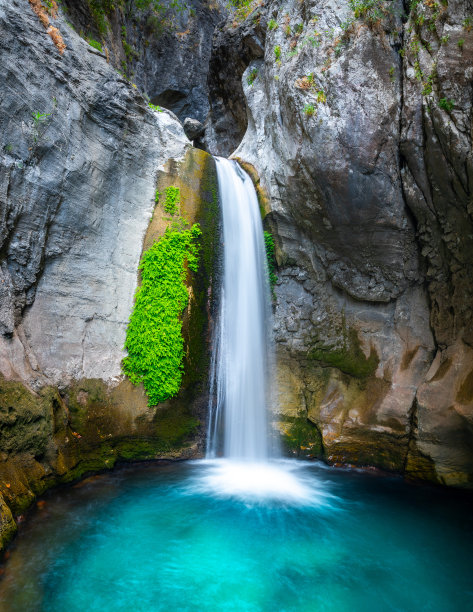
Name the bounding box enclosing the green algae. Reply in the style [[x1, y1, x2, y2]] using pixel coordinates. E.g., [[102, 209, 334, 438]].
[[309, 327, 379, 379]]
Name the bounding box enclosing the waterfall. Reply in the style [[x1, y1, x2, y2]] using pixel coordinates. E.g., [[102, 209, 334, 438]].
[[206, 157, 274, 461]]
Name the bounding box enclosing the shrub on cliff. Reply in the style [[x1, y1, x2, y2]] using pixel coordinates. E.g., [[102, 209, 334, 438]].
[[123, 224, 201, 405]]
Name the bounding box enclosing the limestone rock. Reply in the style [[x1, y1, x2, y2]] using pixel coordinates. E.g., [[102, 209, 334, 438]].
[[60, 0, 227, 123], [206, 0, 473, 485], [184, 117, 205, 141]]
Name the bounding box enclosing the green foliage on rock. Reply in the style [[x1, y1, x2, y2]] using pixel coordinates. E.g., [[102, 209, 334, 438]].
[[281, 415, 323, 458], [87, 0, 116, 34], [123, 224, 201, 405], [87, 37, 103, 51], [349, 0, 385, 23], [247, 67, 258, 85], [309, 327, 379, 379], [304, 103, 316, 116], [263, 230, 277, 292], [163, 185, 180, 215], [438, 97, 455, 112]]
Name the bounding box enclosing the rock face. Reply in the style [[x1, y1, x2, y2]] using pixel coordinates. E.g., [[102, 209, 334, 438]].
[[0, 0, 190, 385], [206, 0, 473, 486], [1, 0, 472, 555], [0, 0, 219, 549], [61, 0, 227, 123]]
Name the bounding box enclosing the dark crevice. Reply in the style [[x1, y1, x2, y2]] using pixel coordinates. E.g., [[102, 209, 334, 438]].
[[402, 394, 419, 474]]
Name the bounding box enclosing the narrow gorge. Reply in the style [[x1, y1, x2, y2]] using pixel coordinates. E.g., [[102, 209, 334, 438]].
[[0, 0, 472, 606]]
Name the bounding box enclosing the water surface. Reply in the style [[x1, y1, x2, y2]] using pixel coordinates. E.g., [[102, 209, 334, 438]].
[[1, 460, 472, 611]]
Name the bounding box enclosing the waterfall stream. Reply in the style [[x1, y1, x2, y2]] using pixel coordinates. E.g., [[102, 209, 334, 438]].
[[200, 157, 317, 503], [206, 157, 273, 461]]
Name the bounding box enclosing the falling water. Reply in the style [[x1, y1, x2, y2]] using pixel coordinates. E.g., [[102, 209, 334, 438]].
[[206, 157, 273, 461]]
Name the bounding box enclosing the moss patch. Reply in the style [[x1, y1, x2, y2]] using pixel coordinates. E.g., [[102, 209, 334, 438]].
[[0, 495, 17, 551], [0, 379, 61, 456], [263, 230, 277, 294], [280, 414, 323, 458], [123, 224, 202, 406], [309, 327, 379, 379]]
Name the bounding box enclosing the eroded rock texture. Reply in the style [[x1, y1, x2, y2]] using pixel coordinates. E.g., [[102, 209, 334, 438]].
[[206, 0, 473, 486], [0, 0, 219, 548], [60, 0, 227, 123]]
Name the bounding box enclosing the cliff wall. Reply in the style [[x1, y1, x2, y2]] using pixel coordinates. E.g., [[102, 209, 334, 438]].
[[205, 0, 473, 486], [0, 0, 219, 550]]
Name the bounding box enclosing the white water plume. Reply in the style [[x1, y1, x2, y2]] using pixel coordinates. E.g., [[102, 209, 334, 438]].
[[206, 157, 274, 462]]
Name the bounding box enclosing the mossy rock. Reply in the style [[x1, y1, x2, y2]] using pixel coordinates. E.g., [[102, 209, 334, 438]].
[[280, 413, 323, 458], [232, 157, 271, 220], [309, 327, 379, 379], [0, 495, 17, 551]]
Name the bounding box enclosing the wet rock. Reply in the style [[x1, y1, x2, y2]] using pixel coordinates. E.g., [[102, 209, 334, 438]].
[[61, 0, 227, 123], [184, 117, 205, 141], [208, 0, 473, 485]]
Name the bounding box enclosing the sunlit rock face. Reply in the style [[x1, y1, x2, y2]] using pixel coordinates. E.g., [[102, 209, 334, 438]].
[[206, 0, 473, 486], [0, 0, 190, 386], [0, 0, 218, 547]]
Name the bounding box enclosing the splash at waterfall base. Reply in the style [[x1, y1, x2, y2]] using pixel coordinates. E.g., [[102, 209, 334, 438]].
[[201, 157, 321, 502], [1, 461, 472, 611], [193, 459, 322, 505]]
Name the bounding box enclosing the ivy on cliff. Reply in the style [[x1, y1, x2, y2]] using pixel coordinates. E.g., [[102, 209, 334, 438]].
[[263, 230, 277, 293], [123, 224, 201, 405]]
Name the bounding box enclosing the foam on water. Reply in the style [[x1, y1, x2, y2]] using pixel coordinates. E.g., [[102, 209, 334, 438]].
[[191, 459, 335, 507]]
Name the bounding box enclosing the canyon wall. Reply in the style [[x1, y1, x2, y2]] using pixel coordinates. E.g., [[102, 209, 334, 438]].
[[0, 0, 220, 550], [206, 0, 473, 486], [1, 0, 472, 551]]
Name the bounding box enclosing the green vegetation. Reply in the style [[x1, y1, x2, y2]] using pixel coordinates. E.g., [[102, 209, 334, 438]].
[[87, 0, 116, 35], [263, 230, 277, 293], [438, 97, 455, 111], [309, 327, 379, 379], [421, 67, 436, 96], [123, 224, 201, 405], [87, 37, 103, 51], [281, 415, 323, 458], [149, 103, 163, 112], [32, 111, 51, 126], [349, 0, 385, 23], [229, 0, 255, 24], [274, 45, 281, 60], [86, 0, 190, 39], [304, 104, 316, 116], [268, 18, 278, 30], [31, 111, 51, 143], [316, 89, 326, 103], [458, 38, 465, 49], [163, 185, 180, 215], [247, 67, 258, 85]]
